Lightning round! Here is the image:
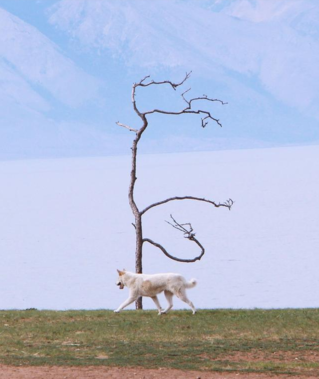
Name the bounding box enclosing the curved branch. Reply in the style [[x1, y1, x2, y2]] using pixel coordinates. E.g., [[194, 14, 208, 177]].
[[143, 237, 205, 263], [140, 197, 233, 215]]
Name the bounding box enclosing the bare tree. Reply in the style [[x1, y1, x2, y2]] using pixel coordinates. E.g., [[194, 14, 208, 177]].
[[116, 72, 233, 309]]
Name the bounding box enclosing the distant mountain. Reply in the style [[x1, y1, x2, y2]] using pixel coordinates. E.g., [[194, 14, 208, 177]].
[[0, 1, 318, 160]]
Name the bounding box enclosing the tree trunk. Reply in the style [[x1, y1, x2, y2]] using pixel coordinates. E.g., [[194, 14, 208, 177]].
[[135, 215, 143, 309], [128, 130, 145, 309]]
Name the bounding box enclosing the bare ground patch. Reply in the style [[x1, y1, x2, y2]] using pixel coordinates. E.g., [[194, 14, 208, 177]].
[[202, 350, 319, 363], [0, 365, 318, 379]]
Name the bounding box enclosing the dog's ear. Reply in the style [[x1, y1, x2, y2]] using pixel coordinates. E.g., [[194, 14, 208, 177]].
[[117, 269, 125, 276]]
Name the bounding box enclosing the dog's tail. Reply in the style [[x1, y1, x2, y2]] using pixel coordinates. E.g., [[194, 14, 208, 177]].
[[185, 278, 197, 289]]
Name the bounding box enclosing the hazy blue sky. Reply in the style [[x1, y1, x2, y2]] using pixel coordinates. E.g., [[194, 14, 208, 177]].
[[0, 0, 318, 160]]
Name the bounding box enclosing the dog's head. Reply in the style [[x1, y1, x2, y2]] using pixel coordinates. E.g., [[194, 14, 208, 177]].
[[116, 269, 126, 289]]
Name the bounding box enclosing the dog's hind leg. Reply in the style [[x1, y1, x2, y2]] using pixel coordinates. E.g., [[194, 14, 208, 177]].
[[151, 296, 163, 315], [161, 290, 174, 314], [114, 295, 138, 313], [176, 289, 196, 314]]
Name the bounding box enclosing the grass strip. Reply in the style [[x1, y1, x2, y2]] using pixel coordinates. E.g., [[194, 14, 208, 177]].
[[0, 309, 318, 375]]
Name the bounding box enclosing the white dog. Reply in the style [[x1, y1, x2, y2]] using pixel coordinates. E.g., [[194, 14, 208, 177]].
[[114, 269, 197, 314]]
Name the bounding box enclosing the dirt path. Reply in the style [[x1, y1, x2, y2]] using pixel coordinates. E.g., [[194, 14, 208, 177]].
[[0, 366, 317, 379]]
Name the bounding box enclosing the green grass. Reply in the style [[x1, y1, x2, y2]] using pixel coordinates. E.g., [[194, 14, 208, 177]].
[[0, 309, 319, 375]]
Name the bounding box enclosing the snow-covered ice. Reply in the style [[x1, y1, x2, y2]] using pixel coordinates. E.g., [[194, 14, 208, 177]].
[[0, 145, 318, 310]]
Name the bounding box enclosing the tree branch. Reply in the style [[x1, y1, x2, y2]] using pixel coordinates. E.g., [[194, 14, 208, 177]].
[[140, 197, 233, 215], [143, 215, 205, 263], [144, 107, 224, 127], [116, 121, 138, 133], [137, 71, 192, 90], [132, 71, 227, 128], [144, 89, 227, 127]]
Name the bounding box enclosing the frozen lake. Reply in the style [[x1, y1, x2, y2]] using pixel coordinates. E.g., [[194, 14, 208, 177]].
[[0, 146, 318, 311]]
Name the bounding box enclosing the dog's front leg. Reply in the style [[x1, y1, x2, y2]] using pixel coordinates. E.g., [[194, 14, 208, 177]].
[[151, 296, 163, 315], [114, 295, 138, 313]]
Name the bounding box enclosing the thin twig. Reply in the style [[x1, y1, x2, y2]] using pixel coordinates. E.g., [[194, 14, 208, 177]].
[[116, 121, 138, 133], [166, 215, 195, 236]]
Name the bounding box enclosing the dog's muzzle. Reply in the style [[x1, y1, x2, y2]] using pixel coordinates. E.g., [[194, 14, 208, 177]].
[[117, 282, 124, 290]]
